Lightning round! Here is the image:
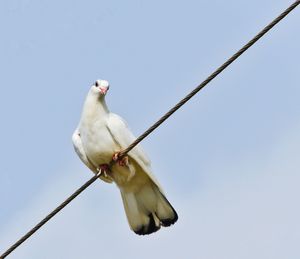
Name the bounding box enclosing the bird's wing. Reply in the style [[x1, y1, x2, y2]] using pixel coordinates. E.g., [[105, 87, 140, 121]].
[[107, 113, 150, 165], [72, 129, 113, 183], [107, 113, 162, 189], [72, 129, 94, 170]]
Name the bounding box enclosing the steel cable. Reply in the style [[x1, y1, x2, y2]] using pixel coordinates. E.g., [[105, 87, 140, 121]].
[[1, 1, 299, 258]]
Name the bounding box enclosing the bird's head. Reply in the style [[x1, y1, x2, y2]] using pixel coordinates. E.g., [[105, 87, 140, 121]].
[[90, 79, 110, 97]]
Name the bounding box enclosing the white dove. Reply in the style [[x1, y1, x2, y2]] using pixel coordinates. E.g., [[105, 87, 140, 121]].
[[72, 79, 178, 235]]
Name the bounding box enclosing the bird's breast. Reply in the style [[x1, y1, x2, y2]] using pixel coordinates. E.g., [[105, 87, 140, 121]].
[[80, 119, 120, 166]]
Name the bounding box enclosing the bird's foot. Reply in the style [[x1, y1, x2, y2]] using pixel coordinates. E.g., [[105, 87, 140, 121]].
[[97, 164, 110, 177], [112, 152, 129, 167]]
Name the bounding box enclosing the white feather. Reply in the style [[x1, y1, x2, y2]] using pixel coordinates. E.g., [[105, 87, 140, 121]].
[[72, 80, 178, 235]]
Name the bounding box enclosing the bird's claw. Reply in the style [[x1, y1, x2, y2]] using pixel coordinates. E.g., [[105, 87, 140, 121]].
[[112, 152, 129, 167], [119, 156, 129, 167], [112, 152, 120, 162], [97, 164, 110, 177]]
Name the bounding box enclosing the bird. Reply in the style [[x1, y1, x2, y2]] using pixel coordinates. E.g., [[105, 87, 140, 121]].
[[72, 79, 178, 235]]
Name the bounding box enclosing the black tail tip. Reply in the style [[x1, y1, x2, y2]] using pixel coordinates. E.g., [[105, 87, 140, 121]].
[[160, 208, 178, 227], [133, 211, 178, 235], [134, 213, 160, 235]]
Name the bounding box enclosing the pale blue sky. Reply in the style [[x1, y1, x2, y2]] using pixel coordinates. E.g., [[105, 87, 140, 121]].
[[0, 0, 300, 258]]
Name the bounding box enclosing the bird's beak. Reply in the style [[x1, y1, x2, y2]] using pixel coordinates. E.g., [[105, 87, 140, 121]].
[[99, 87, 108, 95]]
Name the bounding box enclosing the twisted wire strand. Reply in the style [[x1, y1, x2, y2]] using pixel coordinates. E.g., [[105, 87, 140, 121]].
[[1, 1, 299, 258], [119, 0, 300, 158], [0, 171, 102, 259]]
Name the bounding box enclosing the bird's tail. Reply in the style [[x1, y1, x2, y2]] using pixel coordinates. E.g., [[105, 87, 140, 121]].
[[120, 183, 178, 235]]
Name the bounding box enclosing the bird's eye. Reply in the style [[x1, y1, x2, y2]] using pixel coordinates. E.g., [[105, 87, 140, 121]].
[[95, 81, 99, 87]]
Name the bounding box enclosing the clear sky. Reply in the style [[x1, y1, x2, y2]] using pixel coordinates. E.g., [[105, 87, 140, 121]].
[[0, 0, 300, 258]]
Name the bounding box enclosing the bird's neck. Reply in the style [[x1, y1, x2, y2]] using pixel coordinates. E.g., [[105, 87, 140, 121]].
[[80, 94, 109, 125]]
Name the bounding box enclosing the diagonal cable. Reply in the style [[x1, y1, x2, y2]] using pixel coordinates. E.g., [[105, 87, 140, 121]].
[[118, 0, 300, 158], [1, 1, 299, 258]]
